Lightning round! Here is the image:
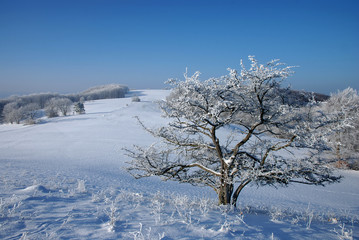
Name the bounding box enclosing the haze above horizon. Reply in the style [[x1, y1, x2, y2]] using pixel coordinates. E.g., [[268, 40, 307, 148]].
[[0, 0, 358, 98]]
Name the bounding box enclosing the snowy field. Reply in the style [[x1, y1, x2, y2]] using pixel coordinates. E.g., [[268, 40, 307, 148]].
[[0, 90, 358, 239]]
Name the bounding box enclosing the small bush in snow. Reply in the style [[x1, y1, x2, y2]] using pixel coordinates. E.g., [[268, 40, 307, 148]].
[[2, 101, 25, 124], [76, 179, 87, 193], [45, 98, 60, 118], [104, 201, 119, 232], [45, 97, 72, 117], [73, 102, 85, 114], [131, 96, 141, 102], [56, 98, 73, 116]]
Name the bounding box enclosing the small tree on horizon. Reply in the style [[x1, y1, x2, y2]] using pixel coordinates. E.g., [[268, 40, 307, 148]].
[[45, 97, 72, 117], [131, 96, 141, 102], [2, 101, 24, 124], [73, 102, 85, 114], [45, 98, 59, 118], [56, 98, 73, 116], [125, 56, 342, 206], [22, 103, 40, 124]]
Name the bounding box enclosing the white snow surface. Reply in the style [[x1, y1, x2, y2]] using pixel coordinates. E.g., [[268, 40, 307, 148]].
[[0, 89, 358, 239]]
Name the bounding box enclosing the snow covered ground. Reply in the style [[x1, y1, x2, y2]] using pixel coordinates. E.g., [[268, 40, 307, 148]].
[[0, 89, 358, 239]]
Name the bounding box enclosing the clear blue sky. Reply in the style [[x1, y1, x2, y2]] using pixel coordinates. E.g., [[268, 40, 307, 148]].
[[0, 0, 358, 97]]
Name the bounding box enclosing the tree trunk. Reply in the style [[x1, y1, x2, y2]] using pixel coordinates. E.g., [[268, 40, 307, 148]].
[[336, 144, 341, 160], [217, 163, 233, 205], [218, 182, 233, 205], [231, 180, 251, 207]]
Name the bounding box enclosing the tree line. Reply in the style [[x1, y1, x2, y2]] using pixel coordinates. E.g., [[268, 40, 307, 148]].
[[0, 84, 129, 124]]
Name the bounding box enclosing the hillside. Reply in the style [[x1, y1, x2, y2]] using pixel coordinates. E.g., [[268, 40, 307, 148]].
[[0, 84, 129, 123], [0, 90, 357, 239]]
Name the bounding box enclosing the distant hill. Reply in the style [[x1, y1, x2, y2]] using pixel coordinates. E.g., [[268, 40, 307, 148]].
[[76, 84, 129, 101], [283, 89, 329, 106], [0, 84, 129, 122]]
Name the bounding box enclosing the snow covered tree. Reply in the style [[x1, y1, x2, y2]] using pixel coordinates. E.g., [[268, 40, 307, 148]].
[[22, 103, 40, 124], [321, 87, 359, 166], [2, 101, 24, 124], [80, 84, 129, 100], [131, 96, 141, 102], [125, 56, 341, 206], [45, 98, 60, 118], [45, 97, 72, 117], [2, 101, 40, 124], [73, 102, 85, 114], [56, 98, 73, 116]]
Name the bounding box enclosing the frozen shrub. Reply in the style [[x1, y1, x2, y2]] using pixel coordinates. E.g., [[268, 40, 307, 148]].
[[73, 102, 85, 114], [45, 98, 59, 118], [333, 160, 349, 169], [320, 87, 359, 165], [131, 96, 141, 102], [2, 101, 24, 124], [45, 97, 72, 117], [56, 98, 73, 116], [349, 161, 359, 170], [22, 103, 40, 124]]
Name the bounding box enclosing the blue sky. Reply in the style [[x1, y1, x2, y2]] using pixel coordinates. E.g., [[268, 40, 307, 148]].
[[0, 0, 358, 97]]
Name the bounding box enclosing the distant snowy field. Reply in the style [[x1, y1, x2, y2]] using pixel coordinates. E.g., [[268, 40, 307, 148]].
[[0, 90, 358, 239]]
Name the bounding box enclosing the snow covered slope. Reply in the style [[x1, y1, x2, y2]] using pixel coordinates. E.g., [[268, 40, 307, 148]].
[[0, 90, 358, 239]]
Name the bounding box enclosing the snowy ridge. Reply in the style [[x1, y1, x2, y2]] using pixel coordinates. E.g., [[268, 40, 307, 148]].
[[0, 90, 358, 239]]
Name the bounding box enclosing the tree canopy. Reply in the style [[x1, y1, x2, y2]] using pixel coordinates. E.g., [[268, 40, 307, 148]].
[[125, 56, 342, 206]]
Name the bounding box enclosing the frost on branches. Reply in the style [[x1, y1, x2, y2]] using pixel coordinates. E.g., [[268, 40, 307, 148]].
[[321, 87, 359, 166], [125, 56, 341, 206]]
